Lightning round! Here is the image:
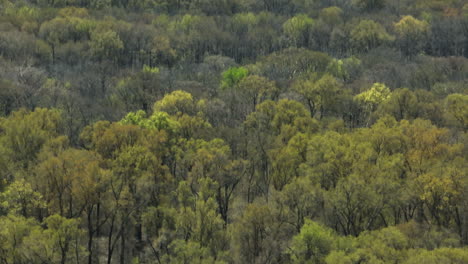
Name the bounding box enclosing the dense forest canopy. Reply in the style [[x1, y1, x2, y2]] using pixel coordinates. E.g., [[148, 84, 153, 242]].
[[0, 0, 467, 263]]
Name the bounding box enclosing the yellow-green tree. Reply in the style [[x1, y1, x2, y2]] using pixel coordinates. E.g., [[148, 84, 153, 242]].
[[294, 74, 343, 119], [283, 14, 314, 47], [288, 219, 336, 264], [351, 20, 393, 52], [394, 16, 429, 57]]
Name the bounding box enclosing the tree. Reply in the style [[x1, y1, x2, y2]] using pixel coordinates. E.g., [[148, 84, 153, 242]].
[[355, 83, 391, 111], [23, 214, 86, 264], [377, 88, 418, 121], [403, 248, 468, 264], [36, 148, 106, 219], [326, 57, 362, 83], [38, 17, 73, 63], [283, 14, 314, 47], [294, 74, 343, 119], [163, 240, 227, 264], [445, 94, 468, 130], [351, 20, 393, 52], [288, 219, 335, 264], [183, 139, 246, 223], [244, 99, 318, 201], [0, 79, 20, 116], [354, 0, 385, 11], [231, 204, 273, 263], [257, 48, 331, 83], [319, 6, 343, 26], [355, 83, 392, 125], [0, 179, 45, 217], [120, 110, 180, 133], [417, 162, 466, 228], [90, 29, 124, 62], [394, 16, 429, 57], [111, 65, 163, 113], [223, 74, 278, 120], [0, 214, 39, 264], [220, 67, 249, 90], [273, 176, 323, 232], [269, 144, 302, 190], [347, 226, 408, 263], [154, 90, 197, 116], [152, 91, 211, 139], [0, 108, 63, 168]]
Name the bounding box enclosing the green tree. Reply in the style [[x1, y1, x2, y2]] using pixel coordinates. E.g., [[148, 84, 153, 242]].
[[394, 16, 429, 57], [0, 214, 40, 264], [288, 219, 336, 264], [154, 90, 197, 116], [355, 83, 392, 125], [237, 75, 277, 111], [319, 6, 343, 26], [349, 226, 408, 263], [111, 65, 162, 113], [351, 20, 393, 52], [231, 204, 273, 264], [164, 239, 227, 264], [326, 57, 362, 83], [354, 0, 385, 10], [0, 108, 63, 168], [283, 14, 314, 47], [403, 248, 468, 264], [36, 148, 105, 219], [0, 179, 45, 217], [355, 83, 392, 111], [153, 91, 211, 138], [220, 67, 249, 90], [24, 214, 86, 264], [273, 176, 323, 232], [38, 17, 72, 63], [294, 74, 343, 119], [445, 94, 468, 130], [377, 88, 418, 121], [90, 29, 124, 62]]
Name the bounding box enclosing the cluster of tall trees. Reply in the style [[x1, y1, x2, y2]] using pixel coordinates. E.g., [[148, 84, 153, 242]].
[[0, 0, 467, 263]]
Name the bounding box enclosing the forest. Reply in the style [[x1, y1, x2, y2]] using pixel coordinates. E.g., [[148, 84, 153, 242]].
[[0, 0, 467, 263]]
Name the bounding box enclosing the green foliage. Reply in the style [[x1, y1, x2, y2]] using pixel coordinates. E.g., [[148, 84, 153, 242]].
[[154, 90, 196, 116], [164, 240, 227, 264], [326, 57, 362, 83], [0, 179, 45, 216], [221, 66, 249, 89], [351, 20, 394, 52], [142, 64, 160, 74], [0, 214, 40, 263], [355, 83, 391, 107], [355, 83, 391, 122], [231, 204, 273, 263], [90, 29, 123, 60], [288, 219, 336, 264], [377, 88, 418, 120], [283, 14, 314, 47], [23, 214, 86, 264], [394, 16, 429, 57], [294, 74, 343, 119], [446, 94, 468, 129], [354, 0, 385, 10], [120, 110, 180, 132], [403, 248, 468, 264], [319, 6, 343, 26], [0, 108, 63, 167]]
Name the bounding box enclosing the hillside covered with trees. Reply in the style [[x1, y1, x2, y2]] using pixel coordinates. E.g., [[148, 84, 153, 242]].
[[0, 0, 468, 263]]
